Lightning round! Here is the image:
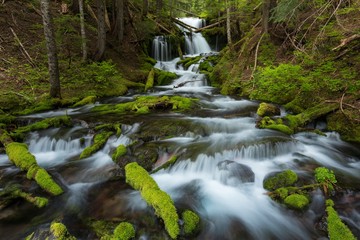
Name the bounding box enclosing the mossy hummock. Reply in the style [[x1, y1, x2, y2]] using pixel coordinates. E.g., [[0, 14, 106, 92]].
[[113, 222, 135, 240], [284, 194, 309, 210], [112, 144, 127, 162], [257, 102, 280, 117], [125, 162, 180, 239], [182, 210, 200, 236], [263, 170, 298, 191], [50, 222, 76, 240]]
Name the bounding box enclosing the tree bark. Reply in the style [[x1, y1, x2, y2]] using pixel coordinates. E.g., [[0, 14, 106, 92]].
[[156, 0, 162, 15], [262, 0, 276, 34], [40, 0, 61, 99], [95, 0, 106, 61], [114, 0, 124, 43], [78, 0, 87, 61], [225, 0, 232, 48], [142, 0, 148, 17]]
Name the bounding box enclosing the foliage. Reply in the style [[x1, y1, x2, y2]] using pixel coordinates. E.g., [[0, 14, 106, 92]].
[[263, 170, 298, 191], [113, 222, 135, 240], [145, 68, 155, 91], [271, 0, 301, 23], [125, 162, 180, 239], [257, 117, 294, 135], [72, 96, 97, 107], [315, 167, 337, 194], [154, 69, 178, 86], [182, 210, 200, 236], [326, 200, 356, 240], [284, 194, 309, 210], [327, 111, 360, 143], [256, 102, 280, 117]]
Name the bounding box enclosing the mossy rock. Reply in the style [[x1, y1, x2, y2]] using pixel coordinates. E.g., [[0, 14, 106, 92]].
[[327, 110, 360, 143], [0, 113, 16, 125], [113, 222, 135, 240], [326, 200, 356, 240], [284, 194, 309, 210], [182, 210, 200, 236], [263, 170, 298, 191], [257, 102, 281, 117], [95, 123, 122, 137], [274, 187, 289, 200], [154, 69, 178, 86], [80, 131, 113, 159], [112, 144, 127, 163], [177, 56, 202, 70], [72, 95, 97, 107], [50, 222, 76, 240], [257, 117, 294, 135]]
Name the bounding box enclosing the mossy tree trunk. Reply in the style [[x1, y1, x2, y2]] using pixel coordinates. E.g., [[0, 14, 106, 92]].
[[40, 0, 61, 99], [79, 0, 87, 61]]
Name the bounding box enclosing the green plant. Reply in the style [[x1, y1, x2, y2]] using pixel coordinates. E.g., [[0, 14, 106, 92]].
[[113, 222, 135, 240], [182, 210, 200, 236], [263, 170, 298, 191], [314, 167, 337, 195], [284, 194, 309, 210]]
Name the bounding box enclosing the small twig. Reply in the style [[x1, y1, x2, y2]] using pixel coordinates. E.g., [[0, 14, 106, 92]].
[[332, 34, 360, 51], [251, 32, 265, 83], [9, 27, 36, 67], [340, 92, 347, 118]]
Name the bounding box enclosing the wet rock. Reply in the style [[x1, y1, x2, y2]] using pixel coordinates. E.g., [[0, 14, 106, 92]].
[[263, 170, 298, 191], [217, 160, 255, 184]]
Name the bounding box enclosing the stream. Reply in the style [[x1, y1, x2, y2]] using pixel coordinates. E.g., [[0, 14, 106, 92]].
[[1, 17, 360, 240]]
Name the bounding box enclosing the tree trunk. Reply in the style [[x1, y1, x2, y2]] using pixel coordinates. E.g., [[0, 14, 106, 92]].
[[156, 0, 162, 15], [71, 0, 79, 14], [95, 0, 106, 61], [142, 0, 148, 17], [40, 0, 61, 99], [262, 0, 276, 34], [79, 0, 87, 61], [114, 0, 124, 43], [225, 0, 232, 48]]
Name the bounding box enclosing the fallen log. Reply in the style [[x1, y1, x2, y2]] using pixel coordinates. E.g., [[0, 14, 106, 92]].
[[194, 20, 225, 33]]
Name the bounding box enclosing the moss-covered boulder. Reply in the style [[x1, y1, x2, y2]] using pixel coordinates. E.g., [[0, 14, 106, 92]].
[[80, 131, 113, 159], [256, 116, 294, 135], [182, 210, 200, 236], [113, 222, 135, 240], [112, 144, 127, 163], [154, 69, 178, 86], [284, 194, 309, 210], [327, 111, 360, 143], [72, 95, 97, 107], [50, 222, 76, 240], [125, 162, 180, 239], [257, 102, 281, 117], [326, 199, 356, 240], [263, 170, 298, 191]]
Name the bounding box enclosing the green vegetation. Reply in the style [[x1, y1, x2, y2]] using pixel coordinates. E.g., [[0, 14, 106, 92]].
[[326, 200, 356, 240], [34, 168, 64, 196], [182, 210, 200, 236], [263, 170, 298, 191], [315, 167, 337, 194], [6, 142, 37, 170], [80, 131, 113, 159], [14, 189, 48, 208], [177, 56, 202, 69], [154, 69, 178, 86], [125, 162, 180, 239], [50, 222, 76, 240], [95, 123, 122, 137], [284, 194, 309, 210], [257, 117, 294, 135], [112, 144, 127, 162], [256, 102, 280, 117], [113, 222, 135, 240], [92, 95, 197, 115], [72, 95, 97, 107], [145, 68, 155, 91], [152, 155, 178, 173]]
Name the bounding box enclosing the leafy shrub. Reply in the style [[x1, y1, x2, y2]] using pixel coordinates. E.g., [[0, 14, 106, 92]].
[[315, 167, 337, 194]]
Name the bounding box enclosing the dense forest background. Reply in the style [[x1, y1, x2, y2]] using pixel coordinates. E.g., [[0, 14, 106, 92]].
[[0, 0, 359, 142]]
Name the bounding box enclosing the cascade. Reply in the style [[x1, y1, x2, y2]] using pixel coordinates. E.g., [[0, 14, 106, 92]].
[[152, 35, 171, 61]]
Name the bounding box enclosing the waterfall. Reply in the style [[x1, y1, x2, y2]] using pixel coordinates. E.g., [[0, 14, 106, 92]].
[[152, 36, 171, 61]]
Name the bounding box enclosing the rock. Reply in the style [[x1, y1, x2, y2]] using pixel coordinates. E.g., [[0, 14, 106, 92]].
[[217, 160, 255, 185], [257, 102, 280, 117], [284, 194, 309, 210]]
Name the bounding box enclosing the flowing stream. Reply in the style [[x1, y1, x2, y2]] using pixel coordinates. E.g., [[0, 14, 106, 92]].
[[1, 17, 360, 240]]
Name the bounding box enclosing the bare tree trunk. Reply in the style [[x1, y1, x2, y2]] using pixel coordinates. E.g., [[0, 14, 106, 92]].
[[114, 0, 124, 43], [262, 0, 276, 33], [79, 0, 87, 61], [71, 0, 79, 14], [95, 0, 106, 61], [225, 0, 232, 48], [40, 0, 61, 99]]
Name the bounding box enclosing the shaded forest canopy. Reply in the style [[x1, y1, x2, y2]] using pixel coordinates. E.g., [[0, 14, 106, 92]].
[[0, 0, 359, 141]]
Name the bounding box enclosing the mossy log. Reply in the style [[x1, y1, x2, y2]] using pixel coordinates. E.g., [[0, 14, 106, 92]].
[[50, 222, 76, 240], [80, 131, 114, 159], [1, 130, 63, 196], [125, 162, 180, 239]]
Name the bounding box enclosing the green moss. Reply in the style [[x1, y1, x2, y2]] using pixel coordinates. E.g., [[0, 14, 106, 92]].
[[315, 167, 337, 193], [113, 222, 135, 240], [6, 142, 37, 170], [274, 187, 289, 200], [14, 189, 48, 208], [182, 210, 200, 236], [177, 56, 202, 69], [263, 170, 298, 191], [257, 102, 280, 117], [80, 131, 113, 159], [34, 168, 63, 196], [125, 162, 159, 191], [284, 194, 309, 210], [27, 165, 41, 179], [112, 144, 127, 162], [170, 96, 196, 110], [89, 220, 117, 239], [326, 200, 356, 240], [95, 123, 122, 137], [154, 69, 178, 86], [50, 222, 76, 240], [257, 117, 294, 135], [0, 113, 16, 125], [152, 155, 178, 173], [327, 111, 360, 143], [145, 68, 155, 91], [72, 95, 97, 107], [125, 162, 179, 239]]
